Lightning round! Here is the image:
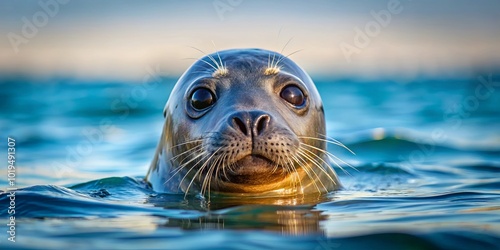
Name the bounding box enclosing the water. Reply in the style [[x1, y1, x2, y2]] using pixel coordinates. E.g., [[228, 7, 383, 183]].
[[1, 74, 499, 249]]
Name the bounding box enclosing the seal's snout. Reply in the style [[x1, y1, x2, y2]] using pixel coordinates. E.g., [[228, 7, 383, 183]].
[[222, 110, 299, 168], [230, 111, 270, 138]]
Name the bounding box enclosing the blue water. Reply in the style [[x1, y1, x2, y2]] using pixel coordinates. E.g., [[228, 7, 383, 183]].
[[1, 74, 499, 249]]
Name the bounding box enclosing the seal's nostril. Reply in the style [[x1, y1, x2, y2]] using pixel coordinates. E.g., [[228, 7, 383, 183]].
[[231, 112, 270, 137], [254, 115, 270, 136], [233, 117, 248, 135]]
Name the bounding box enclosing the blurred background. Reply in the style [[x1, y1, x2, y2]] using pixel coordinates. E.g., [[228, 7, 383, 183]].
[[1, 0, 500, 81]]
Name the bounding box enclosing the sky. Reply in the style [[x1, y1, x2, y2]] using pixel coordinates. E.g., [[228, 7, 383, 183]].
[[1, 0, 499, 81]]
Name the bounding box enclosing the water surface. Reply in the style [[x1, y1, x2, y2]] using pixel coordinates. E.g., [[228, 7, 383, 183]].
[[1, 75, 499, 249]]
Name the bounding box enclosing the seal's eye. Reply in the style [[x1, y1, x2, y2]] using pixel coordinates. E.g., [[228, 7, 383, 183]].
[[190, 88, 215, 110], [280, 85, 305, 107]]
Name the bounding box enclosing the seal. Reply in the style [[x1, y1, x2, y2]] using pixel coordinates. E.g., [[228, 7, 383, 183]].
[[146, 48, 341, 197]]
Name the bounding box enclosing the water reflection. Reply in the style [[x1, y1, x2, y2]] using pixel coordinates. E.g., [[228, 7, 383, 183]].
[[153, 194, 332, 236], [161, 207, 326, 236]]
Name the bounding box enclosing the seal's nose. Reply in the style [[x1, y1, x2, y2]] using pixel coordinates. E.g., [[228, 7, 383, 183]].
[[231, 111, 270, 137], [253, 113, 270, 136]]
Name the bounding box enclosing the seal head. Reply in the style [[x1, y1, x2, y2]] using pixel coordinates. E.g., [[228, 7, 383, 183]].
[[146, 48, 340, 196]]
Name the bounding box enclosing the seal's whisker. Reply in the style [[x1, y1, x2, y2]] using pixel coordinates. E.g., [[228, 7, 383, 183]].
[[179, 150, 212, 195], [185, 57, 218, 71], [188, 46, 221, 69], [183, 159, 207, 198], [281, 159, 290, 184], [202, 151, 222, 198], [222, 155, 231, 181], [187, 155, 213, 192], [274, 37, 294, 68], [201, 163, 213, 200], [271, 156, 281, 174], [265, 54, 281, 75], [299, 145, 339, 181], [227, 158, 238, 173], [265, 27, 282, 75], [291, 159, 302, 192], [300, 143, 357, 175], [214, 153, 225, 182], [276, 157, 285, 174], [269, 51, 280, 71], [296, 150, 330, 192], [280, 37, 293, 54], [285, 155, 303, 193], [177, 151, 208, 174], [170, 133, 220, 162], [184, 147, 223, 199], [171, 146, 204, 170], [278, 157, 293, 190], [298, 150, 331, 193], [164, 147, 204, 184], [298, 147, 338, 186], [301, 142, 351, 175], [298, 134, 356, 155], [270, 34, 292, 69], [280, 156, 300, 193], [324, 135, 355, 154], [170, 148, 203, 164], [209, 154, 225, 200], [170, 139, 203, 149], [268, 27, 283, 70], [170, 144, 203, 162], [275, 49, 304, 67], [314, 144, 356, 174], [220, 153, 230, 184], [205, 152, 226, 201], [165, 148, 206, 186], [211, 41, 226, 73], [291, 155, 312, 191], [291, 154, 322, 193], [267, 52, 271, 69]]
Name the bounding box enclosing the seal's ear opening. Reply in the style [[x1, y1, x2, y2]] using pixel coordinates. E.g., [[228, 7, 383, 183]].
[[163, 109, 167, 118]]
